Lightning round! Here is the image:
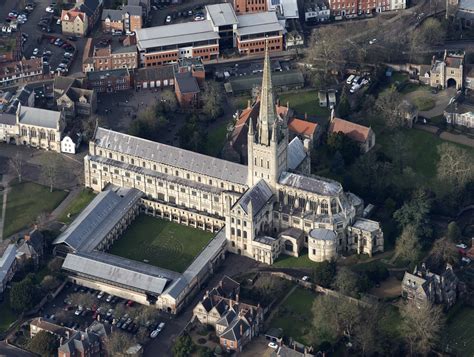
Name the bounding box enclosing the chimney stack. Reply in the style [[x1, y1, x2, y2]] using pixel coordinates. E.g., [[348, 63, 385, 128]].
[[240, 323, 243, 336], [236, 294, 239, 303], [247, 99, 251, 109], [304, 112, 308, 120]]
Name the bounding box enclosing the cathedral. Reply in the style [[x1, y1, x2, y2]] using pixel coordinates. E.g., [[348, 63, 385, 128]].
[[84, 44, 384, 266]]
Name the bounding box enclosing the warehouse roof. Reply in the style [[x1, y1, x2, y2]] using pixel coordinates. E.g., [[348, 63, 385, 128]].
[[93, 127, 248, 186], [136, 21, 219, 50]]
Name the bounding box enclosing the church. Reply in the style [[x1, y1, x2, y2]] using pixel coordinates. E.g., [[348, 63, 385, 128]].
[[84, 44, 384, 266]]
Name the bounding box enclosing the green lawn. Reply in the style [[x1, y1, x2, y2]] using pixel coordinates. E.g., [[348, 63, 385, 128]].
[[109, 215, 214, 273], [443, 306, 474, 356], [0, 294, 16, 333], [57, 189, 96, 224], [269, 287, 317, 345], [203, 120, 230, 158], [278, 90, 331, 119], [232, 95, 252, 110], [273, 249, 321, 269], [3, 181, 68, 238], [412, 96, 436, 111]]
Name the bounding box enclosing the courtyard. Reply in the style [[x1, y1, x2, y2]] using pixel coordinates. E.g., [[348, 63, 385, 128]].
[[108, 215, 214, 273]]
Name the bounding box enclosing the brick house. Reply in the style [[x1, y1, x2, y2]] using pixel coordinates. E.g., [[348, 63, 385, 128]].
[[61, 0, 103, 37], [82, 38, 138, 72], [0, 58, 44, 86], [233, 0, 267, 14], [101, 5, 143, 34], [86, 68, 132, 93], [328, 114, 375, 153]]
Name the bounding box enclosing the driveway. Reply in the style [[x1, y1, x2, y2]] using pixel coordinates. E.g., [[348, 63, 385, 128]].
[[405, 87, 457, 118], [144, 254, 259, 357]]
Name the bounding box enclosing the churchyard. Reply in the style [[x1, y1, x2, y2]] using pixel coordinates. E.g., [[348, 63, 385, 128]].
[[109, 214, 215, 273]]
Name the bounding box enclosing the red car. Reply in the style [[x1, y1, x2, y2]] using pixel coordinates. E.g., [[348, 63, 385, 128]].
[[50, 38, 56, 44], [126, 300, 134, 307]]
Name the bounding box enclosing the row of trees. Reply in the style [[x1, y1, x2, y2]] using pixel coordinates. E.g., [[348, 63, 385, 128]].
[[312, 296, 445, 356]]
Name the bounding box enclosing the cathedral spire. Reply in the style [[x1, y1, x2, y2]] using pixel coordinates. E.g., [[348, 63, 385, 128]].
[[258, 40, 276, 146]]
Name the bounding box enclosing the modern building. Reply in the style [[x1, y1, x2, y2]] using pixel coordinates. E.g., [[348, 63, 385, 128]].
[[267, 0, 299, 19], [86, 68, 132, 93], [328, 115, 375, 153], [54, 77, 97, 118], [402, 264, 460, 309], [0, 58, 44, 86], [82, 38, 139, 72], [456, 0, 474, 27], [135, 4, 283, 68], [84, 44, 383, 268], [233, 0, 268, 14], [444, 94, 474, 128], [101, 5, 143, 34]]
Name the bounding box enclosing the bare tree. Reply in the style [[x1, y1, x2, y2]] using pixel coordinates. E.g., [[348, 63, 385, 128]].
[[40, 155, 58, 192], [332, 267, 360, 298], [400, 302, 445, 356], [106, 331, 136, 357], [428, 237, 459, 269], [437, 143, 474, 193], [307, 27, 347, 72], [9, 152, 24, 183], [67, 292, 96, 309], [374, 86, 404, 129], [394, 224, 421, 263]]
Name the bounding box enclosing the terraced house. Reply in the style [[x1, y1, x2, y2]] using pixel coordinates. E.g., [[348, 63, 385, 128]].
[[84, 44, 384, 266]]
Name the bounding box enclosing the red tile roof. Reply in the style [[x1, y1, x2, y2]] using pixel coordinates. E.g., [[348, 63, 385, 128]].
[[328, 117, 371, 143], [288, 117, 318, 137]]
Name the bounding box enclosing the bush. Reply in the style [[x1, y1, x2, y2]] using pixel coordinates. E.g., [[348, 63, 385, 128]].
[[197, 337, 207, 345]]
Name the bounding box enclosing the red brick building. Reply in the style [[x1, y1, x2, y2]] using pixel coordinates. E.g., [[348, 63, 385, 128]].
[[233, 0, 268, 14], [82, 38, 138, 72], [329, 0, 390, 17], [101, 5, 143, 34], [86, 68, 132, 93]]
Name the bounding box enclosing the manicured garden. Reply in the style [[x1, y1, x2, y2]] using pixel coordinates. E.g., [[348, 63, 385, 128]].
[[57, 189, 96, 224], [269, 287, 317, 345], [3, 181, 67, 238], [109, 215, 214, 273], [278, 90, 331, 118]]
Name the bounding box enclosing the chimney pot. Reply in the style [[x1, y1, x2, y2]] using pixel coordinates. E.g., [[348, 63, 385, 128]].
[[240, 323, 243, 336]]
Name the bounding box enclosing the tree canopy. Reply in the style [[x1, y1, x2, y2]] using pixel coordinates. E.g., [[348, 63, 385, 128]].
[[28, 331, 58, 357], [10, 274, 40, 312]]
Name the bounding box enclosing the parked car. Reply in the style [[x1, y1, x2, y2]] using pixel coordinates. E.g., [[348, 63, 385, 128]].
[[97, 291, 104, 299], [268, 342, 279, 349], [45, 7, 54, 13], [106, 294, 113, 303], [150, 329, 160, 338]]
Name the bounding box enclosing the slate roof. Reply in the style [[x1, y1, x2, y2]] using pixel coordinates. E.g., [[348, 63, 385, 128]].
[[175, 72, 200, 94], [0, 244, 16, 284], [279, 171, 342, 196], [287, 136, 306, 170], [102, 9, 122, 21], [236, 180, 273, 216], [220, 318, 250, 342], [94, 127, 248, 186], [205, 3, 238, 26], [62, 252, 173, 295], [135, 65, 174, 82], [0, 113, 16, 126], [309, 228, 336, 241], [352, 218, 380, 232], [30, 318, 75, 338], [18, 106, 61, 129], [53, 187, 143, 252]]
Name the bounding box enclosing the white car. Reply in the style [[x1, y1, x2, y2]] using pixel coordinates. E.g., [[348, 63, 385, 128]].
[[369, 38, 377, 45], [456, 243, 467, 249], [32, 48, 39, 55], [97, 291, 104, 299], [461, 257, 471, 264], [56, 19, 61, 25], [165, 15, 171, 23], [302, 276, 310, 282], [150, 329, 160, 338], [346, 74, 355, 84], [1, 26, 7, 33], [45, 6, 54, 13], [106, 294, 113, 302], [268, 342, 279, 349]]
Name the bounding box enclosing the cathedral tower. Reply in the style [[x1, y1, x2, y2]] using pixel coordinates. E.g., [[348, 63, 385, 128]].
[[247, 42, 288, 188]]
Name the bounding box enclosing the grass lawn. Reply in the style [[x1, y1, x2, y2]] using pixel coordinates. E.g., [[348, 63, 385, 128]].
[[269, 287, 317, 345], [232, 95, 252, 110], [0, 294, 16, 333], [412, 96, 436, 111], [3, 181, 68, 238], [278, 90, 331, 119], [203, 120, 230, 158], [109, 215, 214, 273], [273, 249, 321, 269], [379, 305, 402, 339], [443, 306, 474, 356], [57, 189, 96, 224]]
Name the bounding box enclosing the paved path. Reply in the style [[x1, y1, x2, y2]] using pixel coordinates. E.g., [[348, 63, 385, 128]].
[[0, 341, 36, 357], [0, 175, 12, 241], [414, 124, 474, 148], [263, 285, 298, 329], [50, 186, 82, 222]]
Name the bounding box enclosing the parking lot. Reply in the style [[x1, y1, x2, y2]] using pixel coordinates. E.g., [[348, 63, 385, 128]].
[[40, 282, 168, 342]]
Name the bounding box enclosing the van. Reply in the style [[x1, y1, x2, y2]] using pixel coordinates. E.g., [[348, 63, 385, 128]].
[[350, 84, 361, 94], [346, 74, 355, 84]]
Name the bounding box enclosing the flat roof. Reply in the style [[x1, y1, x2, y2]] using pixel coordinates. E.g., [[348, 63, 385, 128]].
[[205, 3, 238, 26], [136, 21, 219, 50], [236, 12, 283, 36], [352, 219, 380, 232], [279, 171, 342, 196]]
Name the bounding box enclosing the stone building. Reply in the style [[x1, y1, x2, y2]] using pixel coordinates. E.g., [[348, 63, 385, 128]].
[[83, 43, 384, 266], [402, 263, 460, 309], [54, 77, 97, 118], [444, 93, 474, 129], [428, 51, 464, 90]]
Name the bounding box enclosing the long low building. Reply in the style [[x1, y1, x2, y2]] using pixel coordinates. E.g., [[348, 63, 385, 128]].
[[54, 185, 227, 314], [136, 3, 284, 68]]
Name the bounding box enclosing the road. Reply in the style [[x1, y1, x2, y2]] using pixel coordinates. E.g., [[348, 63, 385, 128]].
[[144, 254, 260, 357]]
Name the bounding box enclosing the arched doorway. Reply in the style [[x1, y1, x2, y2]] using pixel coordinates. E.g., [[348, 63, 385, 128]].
[[8, 137, 16, 145], [447, 78, 457, 88], [285, 240, 294, 253]]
